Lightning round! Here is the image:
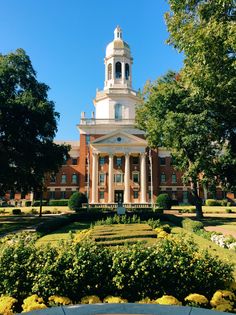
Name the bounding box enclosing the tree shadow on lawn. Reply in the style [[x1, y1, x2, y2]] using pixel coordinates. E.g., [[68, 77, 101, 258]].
[[201, 217, 236, 227]]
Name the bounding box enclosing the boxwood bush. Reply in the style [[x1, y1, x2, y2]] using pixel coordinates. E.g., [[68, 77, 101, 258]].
[[68, 192, 87, 211], [32, 200, 48, 207], [182, 218, 204, 232], [48, 199, 68, 206], [156, 194, 172, 210]]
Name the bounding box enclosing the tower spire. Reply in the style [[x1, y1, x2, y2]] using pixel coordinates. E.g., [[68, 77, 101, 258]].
[[114, 25, 122, 39]]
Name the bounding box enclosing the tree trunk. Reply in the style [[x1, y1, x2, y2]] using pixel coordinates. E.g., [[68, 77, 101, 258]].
[[191, 181, 204, 219], [39, 188, 43, 217]]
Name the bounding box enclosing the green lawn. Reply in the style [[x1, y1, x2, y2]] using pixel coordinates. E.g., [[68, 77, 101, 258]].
[[36, 221, 91, 246], [174, 205, 236, 213]]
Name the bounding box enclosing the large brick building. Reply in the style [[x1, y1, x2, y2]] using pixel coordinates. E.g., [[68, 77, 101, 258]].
[[42, 26, 227, 205]]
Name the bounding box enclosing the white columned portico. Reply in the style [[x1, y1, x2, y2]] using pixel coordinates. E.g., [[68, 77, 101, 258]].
[[91, 152, 98, 203], [108, 154, 114, 203], [140, 152, 147, 203], [124, 153, 130, 203]]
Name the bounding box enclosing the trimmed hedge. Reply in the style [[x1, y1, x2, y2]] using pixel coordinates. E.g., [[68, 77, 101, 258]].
[[182, 218, 204, 232], [25, 201, 32, 207], [48, 200, 68, 206], [32, 200, 48, 207], [156, 194, 172, 210], [205, 199, 231, 206], [12, 209, 22, 215], [68, 192, 87, 211]]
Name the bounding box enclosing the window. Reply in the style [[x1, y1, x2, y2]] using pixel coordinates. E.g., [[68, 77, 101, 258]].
[[108, 63, 112, 80], [85, 174, 88, 183], [72, 158, 77, 165], [72, 174, 77, 184], [116, 156, 122, 167], [61, 174, 67, 184], [99, 191, 104, 200], [125, 63, 129, 80], [86, 158, 88, 165], [132, 156, 139, 165], [86, 135, 90, 145], [99, 173, 105, 185], [132, 172, 139, 184], [172, 191, 177, 200], [114, 173, 124, 184], [61, 191, 66, 199], [133, 191, 139, 199], [172, 173, 177, 184], [99, 157, 105, 165], [115, 103, 122, 120], [49, 191, 55, 199], [160, 173, 166, 183], [115, 62, 122, 79], [160, 157, 166, 166], [183, 191, 188, 202], [50, 174, 56, 183], [148, 173, 151, 183]]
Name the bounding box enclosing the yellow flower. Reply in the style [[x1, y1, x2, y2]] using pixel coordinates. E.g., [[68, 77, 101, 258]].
[[213, 301, 234, 312], [22, 294, 47, 312], [185, 293, 208, 306], [138, 297, 155, 304], [81, 295, 102, 304], [156, 295, 182, 305], [158, 231, 168, 238], [0, 296, 17, 315], [210, 290, 236, 307], [48, 295, 72, 305], [103, 296, 128, 303], [155, 228, 163, 234]]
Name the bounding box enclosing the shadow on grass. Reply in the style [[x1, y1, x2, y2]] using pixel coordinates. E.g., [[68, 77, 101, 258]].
[[201, 217, 236, 227]]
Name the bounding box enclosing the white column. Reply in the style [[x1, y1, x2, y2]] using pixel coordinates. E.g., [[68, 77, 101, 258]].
[[91, 153, 98, 203], [108, 154, 114, 203], [124, 153, 130, 203], [140, 152, 147, 203]]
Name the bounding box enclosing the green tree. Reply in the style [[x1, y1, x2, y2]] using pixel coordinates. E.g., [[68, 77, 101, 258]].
[[136, 0, 236, 217], [0, 49, 69, 212]]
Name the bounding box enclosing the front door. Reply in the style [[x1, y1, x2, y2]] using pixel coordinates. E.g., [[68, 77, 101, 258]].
[[115, 190, 124, 204]]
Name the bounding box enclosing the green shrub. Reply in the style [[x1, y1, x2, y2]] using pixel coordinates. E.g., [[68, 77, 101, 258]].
[[32, 200, 48, 207], [25, 201, 32, 207], [48, 200, 68, 206], [205, 199, 221, 206], [12, 209, 21, 215], [182, 218, 204, 232], [68, 192, 87, 211], [225, 208, 232, 213], [156, 194, 172, 210]]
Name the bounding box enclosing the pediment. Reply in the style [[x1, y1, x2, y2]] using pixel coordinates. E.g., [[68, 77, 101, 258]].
[[92, 130, 147, 146]]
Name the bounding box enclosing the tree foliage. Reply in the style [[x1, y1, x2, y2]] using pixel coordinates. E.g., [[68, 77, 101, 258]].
[[0, 49, 69, 196], [136, 0, 236, 217]]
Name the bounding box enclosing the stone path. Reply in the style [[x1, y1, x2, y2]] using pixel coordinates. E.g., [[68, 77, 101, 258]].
[[205, 225, 236, 238], [19, 303, 235, 315]]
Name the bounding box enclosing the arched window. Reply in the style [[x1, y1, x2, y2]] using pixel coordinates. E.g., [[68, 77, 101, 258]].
[[107, 63, 112, 80], [125, 63, 129, 80], [115, 62, 122, 79], [115, 103, 122, 120]]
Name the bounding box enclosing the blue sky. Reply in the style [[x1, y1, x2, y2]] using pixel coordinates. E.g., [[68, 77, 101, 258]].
[[0, 0, 183, 140]]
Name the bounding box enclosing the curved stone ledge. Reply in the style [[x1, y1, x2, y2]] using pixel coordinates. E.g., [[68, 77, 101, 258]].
[[19, 303, 235, 315]]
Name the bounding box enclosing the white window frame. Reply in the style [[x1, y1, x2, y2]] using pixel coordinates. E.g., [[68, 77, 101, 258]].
[[99, 172, 106, 186]]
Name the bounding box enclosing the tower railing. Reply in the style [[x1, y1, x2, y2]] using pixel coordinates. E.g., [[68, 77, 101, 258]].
[[80, 118, 135, 125]]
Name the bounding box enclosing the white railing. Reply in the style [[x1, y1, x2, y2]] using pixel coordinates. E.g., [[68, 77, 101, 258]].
[[80, 118, 135, 125]]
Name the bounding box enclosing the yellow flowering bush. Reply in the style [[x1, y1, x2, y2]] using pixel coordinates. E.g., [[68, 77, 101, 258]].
[[48, 295, 72, 306], [155, 227, 163, 234], [74, 229, 91, 243], [103, 296, 128, 303], [156, 295, 182, 305], [0, 296, 17, 315], [157, 231, 169, 238], [22, 294, 47, 312], [80, 295, 102, 304], [138, 297, 156, 304], [210, 290, 236, 312], [184, 293, 208, 307]]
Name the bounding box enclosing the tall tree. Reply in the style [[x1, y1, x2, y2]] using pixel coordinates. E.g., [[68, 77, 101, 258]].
[[136, 1, 236, 217], [0, 49, 69, 206]]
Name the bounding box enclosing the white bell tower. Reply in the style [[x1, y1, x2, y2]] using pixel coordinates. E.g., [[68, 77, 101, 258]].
[[93, 26, 140, 121], [104, 26, 133, 90]]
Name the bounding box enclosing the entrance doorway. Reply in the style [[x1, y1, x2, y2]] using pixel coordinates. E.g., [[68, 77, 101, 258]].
[[115, 190, 124, 204]]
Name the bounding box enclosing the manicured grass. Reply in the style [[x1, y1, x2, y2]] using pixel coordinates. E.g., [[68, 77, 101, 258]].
[[174, 205, 236, 213], [172, 226, 236, 279], [36, 221, 91, 246], [90, 223, 157, 246], [0, 216, 53, 236]]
